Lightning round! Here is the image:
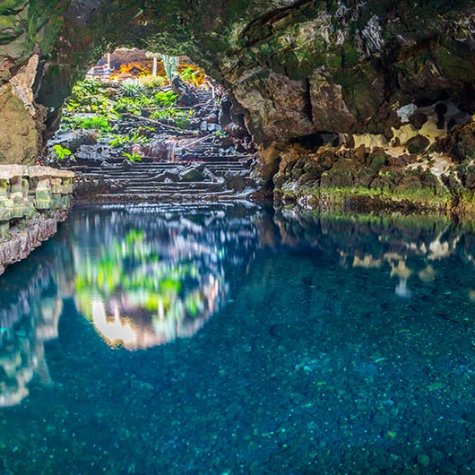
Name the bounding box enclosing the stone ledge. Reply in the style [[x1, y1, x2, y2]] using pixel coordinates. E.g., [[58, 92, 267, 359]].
[[0, 165, 74, 275], [0, 165, 74, 179], [0, 211, 68, 275]]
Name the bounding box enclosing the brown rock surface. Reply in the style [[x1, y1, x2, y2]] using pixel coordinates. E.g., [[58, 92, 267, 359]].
[[0, 212, 67, 275]]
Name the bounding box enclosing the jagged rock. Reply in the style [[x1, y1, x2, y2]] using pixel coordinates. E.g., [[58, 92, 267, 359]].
[[0, 84, 38, 164], [49, 130, 98, 153], [171, 76, 200, 106], [179, 164, 206, 182], [409, 113, 428, 130], [406, 135, 431, 154], [219, 93, 250, 141], [309, 71, 357, 132], [448, 122, 475, 163]]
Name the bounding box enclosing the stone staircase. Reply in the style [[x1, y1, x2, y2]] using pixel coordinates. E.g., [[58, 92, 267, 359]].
[[71, 155, 258, 203]]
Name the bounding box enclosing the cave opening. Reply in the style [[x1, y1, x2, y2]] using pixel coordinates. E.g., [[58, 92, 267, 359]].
[[44, 48, 259, 203], [2, 1, 475, 471]]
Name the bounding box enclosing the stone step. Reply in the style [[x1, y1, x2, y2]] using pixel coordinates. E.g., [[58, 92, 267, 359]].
[[73, 167, 250, 178], [75, 171, 246, 182], [121, 181, 223, 189], [70, 162, 251, 173], [76, 161, 250, 170], [122, 186, 223, 194], [72, 154, 254, 164], [70, 150, 257, 203], [91, 191, 249, 202]]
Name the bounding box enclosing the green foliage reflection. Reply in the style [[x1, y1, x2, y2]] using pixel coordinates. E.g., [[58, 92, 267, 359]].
[[73, 224, 224, 350]]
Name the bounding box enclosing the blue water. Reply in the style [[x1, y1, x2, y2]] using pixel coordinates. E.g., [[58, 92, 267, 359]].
[[0, 205, 474, 474]]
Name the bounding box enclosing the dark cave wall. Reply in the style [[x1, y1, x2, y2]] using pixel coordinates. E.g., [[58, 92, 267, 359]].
[[0, 0, 474, 211]]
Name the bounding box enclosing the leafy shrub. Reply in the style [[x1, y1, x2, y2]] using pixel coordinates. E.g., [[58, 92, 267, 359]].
[[109, 130, 152, 148], [72, 79, 102, 97], [109, 134, 130, 148], [66, 80, 110, 114], [53, 144, 73, 160], [139, 75, 167, 89], [154, 90, 178, 107], [151, 107, 191, 121], [120, 79, 145, 98], [123, 152, 143, 163], [73, 115, 112, 132], [114, 97, 140, 115], [179, 65, 205, 87], [113, 95, 153, 115], [175, 117, 191, 129], [214, 130, 227, 138]]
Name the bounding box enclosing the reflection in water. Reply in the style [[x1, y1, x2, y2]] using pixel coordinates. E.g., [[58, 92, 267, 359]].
[[1, 206, 475, 409], [0, 204, 262, 406], [71, 206, 260, 349], [276, 211, 475, 302], [0, 242, 73, 407]]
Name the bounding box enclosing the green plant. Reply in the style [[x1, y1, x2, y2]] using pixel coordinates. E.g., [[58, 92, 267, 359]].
[[131, 129, 152, 144], [214, 130, 227, 139], [73, 115, 112, 132], [179, 66, 196, 83], [72, 79, 102, 97], [120, 79, 145, 98], [109, 134, 130, 148], [154, 90, 178, 107], [113, 95, 154, 115], [175, 117, 192, 129], [151, 107, 192, 122], [110, 129, 152, 148], [123, 152, 143, 163], [161, 55, 179, 82], [52, 144, 73, 160], [66, 79, 111, 114], [139, 75, 166, 89], [114, 97, 140, 114]]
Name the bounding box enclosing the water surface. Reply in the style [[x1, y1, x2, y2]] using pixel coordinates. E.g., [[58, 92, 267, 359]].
[[0, 205, 474, 474]]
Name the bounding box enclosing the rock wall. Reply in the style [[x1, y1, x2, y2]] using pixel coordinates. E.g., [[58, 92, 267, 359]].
[[0, 0, 474, 213], [0, 165, 74, 275]]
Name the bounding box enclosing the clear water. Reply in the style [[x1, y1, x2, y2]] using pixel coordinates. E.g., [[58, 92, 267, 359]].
[[0, 204, 474, 474]]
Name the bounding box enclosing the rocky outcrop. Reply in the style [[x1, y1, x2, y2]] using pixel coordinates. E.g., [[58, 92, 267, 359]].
[[0, 55, 42, 164], [273, 101, 475, 215], [0, 1, 474, 213], [0, 165, 74, 275], [0, 215, 64, 275]]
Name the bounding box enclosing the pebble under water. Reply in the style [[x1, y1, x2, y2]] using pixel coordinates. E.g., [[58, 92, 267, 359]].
[[0, 204, 474, 474]]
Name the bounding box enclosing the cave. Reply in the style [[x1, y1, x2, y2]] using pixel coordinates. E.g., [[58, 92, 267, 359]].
[[1, 0, 474, 210], [45, 47, 260, 202], [0, 1, 475, 473]]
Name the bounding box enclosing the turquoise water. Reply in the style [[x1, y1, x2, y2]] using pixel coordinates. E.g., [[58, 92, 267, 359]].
[[0, 205, 474, 474]]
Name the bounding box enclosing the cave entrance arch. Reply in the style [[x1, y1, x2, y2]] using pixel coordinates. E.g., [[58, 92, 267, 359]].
[[43, 45, 258, 203]]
